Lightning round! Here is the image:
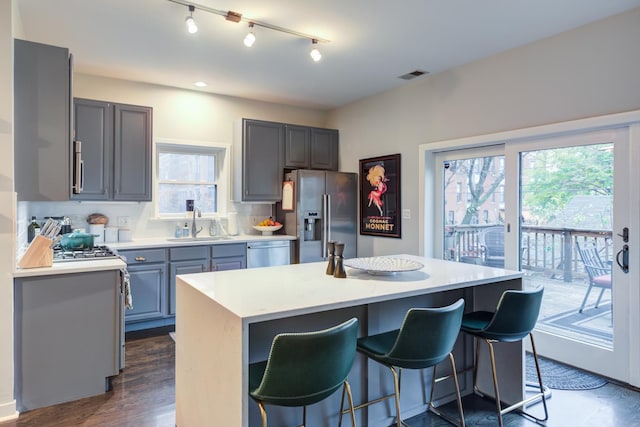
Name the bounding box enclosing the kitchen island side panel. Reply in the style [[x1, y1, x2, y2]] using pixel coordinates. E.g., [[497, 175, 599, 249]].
[[14, 270, 120, 411], [175, 276, 246, 426]]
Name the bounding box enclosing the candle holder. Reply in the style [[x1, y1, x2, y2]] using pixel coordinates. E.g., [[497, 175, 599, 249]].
[[333, 242, 346, 278], [326, 241, 336, 275]]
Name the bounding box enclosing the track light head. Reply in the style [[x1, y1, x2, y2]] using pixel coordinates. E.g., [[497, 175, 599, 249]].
[[310, 39, 322, 62], [185, 5, 198, 34], [244, 22, 256, 47]]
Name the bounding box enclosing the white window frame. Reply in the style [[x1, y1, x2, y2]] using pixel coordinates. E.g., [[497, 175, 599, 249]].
[[155, 139, 231, 219]]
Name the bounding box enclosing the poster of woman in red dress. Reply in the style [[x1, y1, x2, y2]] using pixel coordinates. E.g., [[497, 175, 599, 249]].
[[367, 164, 388, 216], [359, 154, 401, 238]]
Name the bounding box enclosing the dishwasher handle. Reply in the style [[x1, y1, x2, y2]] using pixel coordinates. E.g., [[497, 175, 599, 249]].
[[247, 242, 290, 249]]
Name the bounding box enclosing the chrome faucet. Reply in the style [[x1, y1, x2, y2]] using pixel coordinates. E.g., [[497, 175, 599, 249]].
[[191, 207, 202, 238]]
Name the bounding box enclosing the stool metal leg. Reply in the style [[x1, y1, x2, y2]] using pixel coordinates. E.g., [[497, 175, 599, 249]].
[[485, 339, 504, 427], [257, 401, 268, 427], [338, 380, 357, 427], [471, 335, 549, 427], [427, 353, 466, 427]]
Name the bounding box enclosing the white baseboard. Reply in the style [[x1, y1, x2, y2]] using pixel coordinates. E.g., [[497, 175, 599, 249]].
[[0, 400, 18, 422]]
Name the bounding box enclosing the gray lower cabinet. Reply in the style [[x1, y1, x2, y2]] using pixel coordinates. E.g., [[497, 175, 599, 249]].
[[126, 263, 167, 322], [169, 246, 210, 315], [120, 244, 247, 331], [212, 243, 247, 271], [14, 39, 71, 201], [73, 98, 152, 201], [119, 248, 168, 329], [14, 270, 121, 411]]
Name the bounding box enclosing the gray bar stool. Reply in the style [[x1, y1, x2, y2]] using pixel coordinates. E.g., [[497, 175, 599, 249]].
[[341, 299, 466, 427], [460, 287, 548, 427], [249, 318, 359, 427]]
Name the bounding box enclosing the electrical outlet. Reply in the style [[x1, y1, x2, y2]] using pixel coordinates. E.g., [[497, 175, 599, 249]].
[[117, 216, 130, 228], [402, 209, 411, 220]]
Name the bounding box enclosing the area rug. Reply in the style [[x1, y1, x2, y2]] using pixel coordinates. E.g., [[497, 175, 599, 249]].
[[526, 353, 607, 390], [539, 303, 612, 341]]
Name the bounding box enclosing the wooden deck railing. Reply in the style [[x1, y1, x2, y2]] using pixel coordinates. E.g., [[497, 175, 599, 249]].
[[444, 224, 613, 282]]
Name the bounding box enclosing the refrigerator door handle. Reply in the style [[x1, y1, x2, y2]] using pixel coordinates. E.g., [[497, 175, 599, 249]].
[[326, 193, 332, 244], [322, 194, 328, 258]]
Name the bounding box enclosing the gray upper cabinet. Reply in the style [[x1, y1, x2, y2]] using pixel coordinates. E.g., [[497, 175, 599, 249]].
[[284, 125, 310, 169], [72, 98, 152, 201], [241, 119, 284, 202], [72, 99, 111, 200], [310, 127, 338, 171], [113, 104, 153, 201], [14, 39, 71, 201], [284, 125, 338, 171]]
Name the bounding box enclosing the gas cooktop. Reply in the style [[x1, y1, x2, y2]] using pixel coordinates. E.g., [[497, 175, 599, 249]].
[[52, 245, 120, 262]]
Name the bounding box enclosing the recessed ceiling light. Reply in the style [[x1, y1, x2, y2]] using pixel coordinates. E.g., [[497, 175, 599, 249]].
[[194, 81, 208, 88]]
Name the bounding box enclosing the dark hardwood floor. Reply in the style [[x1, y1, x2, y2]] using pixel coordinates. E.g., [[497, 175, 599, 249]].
[[2, 329, 640, 426], [2, 329, 176, 427]]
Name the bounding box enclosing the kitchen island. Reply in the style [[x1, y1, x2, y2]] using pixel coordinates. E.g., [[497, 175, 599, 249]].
[[175, 255, 524, 426]]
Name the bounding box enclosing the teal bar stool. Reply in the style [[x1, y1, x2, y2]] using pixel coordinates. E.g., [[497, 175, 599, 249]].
[[460, 287, 548, 427], [248, 318, 359, 427], [342, 299, 466, 427]]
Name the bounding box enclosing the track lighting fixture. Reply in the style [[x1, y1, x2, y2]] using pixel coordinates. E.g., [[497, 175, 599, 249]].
[[169, 0, 329, 61], [185, 5, 198, 34], [244, 23, 256, 47], [309, 39, 322, 62]]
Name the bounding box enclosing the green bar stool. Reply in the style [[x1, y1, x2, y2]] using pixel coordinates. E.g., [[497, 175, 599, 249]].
[[460, 287, 548, 427], [249, 318, 359, 427], [341, 299, 466, 427]]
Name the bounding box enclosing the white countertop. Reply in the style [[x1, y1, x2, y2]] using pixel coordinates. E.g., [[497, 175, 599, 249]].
[[108, 233, 296, 250], [14, 234, 295, 277], [177, 254, 522, 323], [14, 258, 126, 278]]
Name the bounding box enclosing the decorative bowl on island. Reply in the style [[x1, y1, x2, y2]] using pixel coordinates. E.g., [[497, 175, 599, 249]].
[[252, 224, 283, 235]]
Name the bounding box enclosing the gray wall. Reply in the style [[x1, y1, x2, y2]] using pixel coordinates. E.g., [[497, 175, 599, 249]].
[[327, 7, 640, 257]]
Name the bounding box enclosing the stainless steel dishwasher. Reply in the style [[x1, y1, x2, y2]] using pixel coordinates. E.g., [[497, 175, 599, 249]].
[[246, 240, 291, 268]]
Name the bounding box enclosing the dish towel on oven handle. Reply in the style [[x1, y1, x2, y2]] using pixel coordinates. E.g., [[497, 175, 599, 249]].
[[123, 269, 133, 309], [119, 256, 133, 309]]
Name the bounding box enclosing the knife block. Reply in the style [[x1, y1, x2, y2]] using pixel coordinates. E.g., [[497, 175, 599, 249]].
[[18, 235, 54, 268]]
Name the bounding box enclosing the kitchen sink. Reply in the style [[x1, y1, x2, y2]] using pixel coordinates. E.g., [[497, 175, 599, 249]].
[[167, 236, 232, 242]]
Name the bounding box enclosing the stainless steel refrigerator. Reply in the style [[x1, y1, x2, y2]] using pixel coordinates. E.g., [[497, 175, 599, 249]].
[[278, 170, 357, 263]]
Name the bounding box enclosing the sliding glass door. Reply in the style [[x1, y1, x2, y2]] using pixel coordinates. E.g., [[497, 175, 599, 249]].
[[432, 127, 635, 384], [506, 129, 630, 381]]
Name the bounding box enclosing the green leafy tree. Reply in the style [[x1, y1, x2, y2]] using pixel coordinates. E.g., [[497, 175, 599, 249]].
[[522, 144, 613, 223], [444, 157, 504, 224]]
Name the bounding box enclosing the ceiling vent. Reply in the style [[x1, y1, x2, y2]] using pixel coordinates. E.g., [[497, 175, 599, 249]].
[[398, 70, 429, 80]]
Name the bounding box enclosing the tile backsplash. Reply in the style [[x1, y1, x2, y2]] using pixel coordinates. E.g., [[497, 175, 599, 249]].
[[18, 200, 274, 249]]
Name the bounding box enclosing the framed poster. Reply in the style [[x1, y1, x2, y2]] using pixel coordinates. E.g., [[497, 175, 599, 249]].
[[359, 153, 401, 238]]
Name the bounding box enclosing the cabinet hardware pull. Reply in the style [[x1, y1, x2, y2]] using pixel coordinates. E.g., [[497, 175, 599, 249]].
[[135, 256, 146, 262]]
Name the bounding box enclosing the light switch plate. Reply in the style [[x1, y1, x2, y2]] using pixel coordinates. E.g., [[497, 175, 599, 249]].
[[402, 209, 411, 219]]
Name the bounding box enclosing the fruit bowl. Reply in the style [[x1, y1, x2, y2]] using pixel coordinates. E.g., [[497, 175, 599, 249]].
[[252, 224, 283, 235]]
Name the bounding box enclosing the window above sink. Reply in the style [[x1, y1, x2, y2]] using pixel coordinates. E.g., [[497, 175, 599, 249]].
[[155, 140, 231, 218]]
